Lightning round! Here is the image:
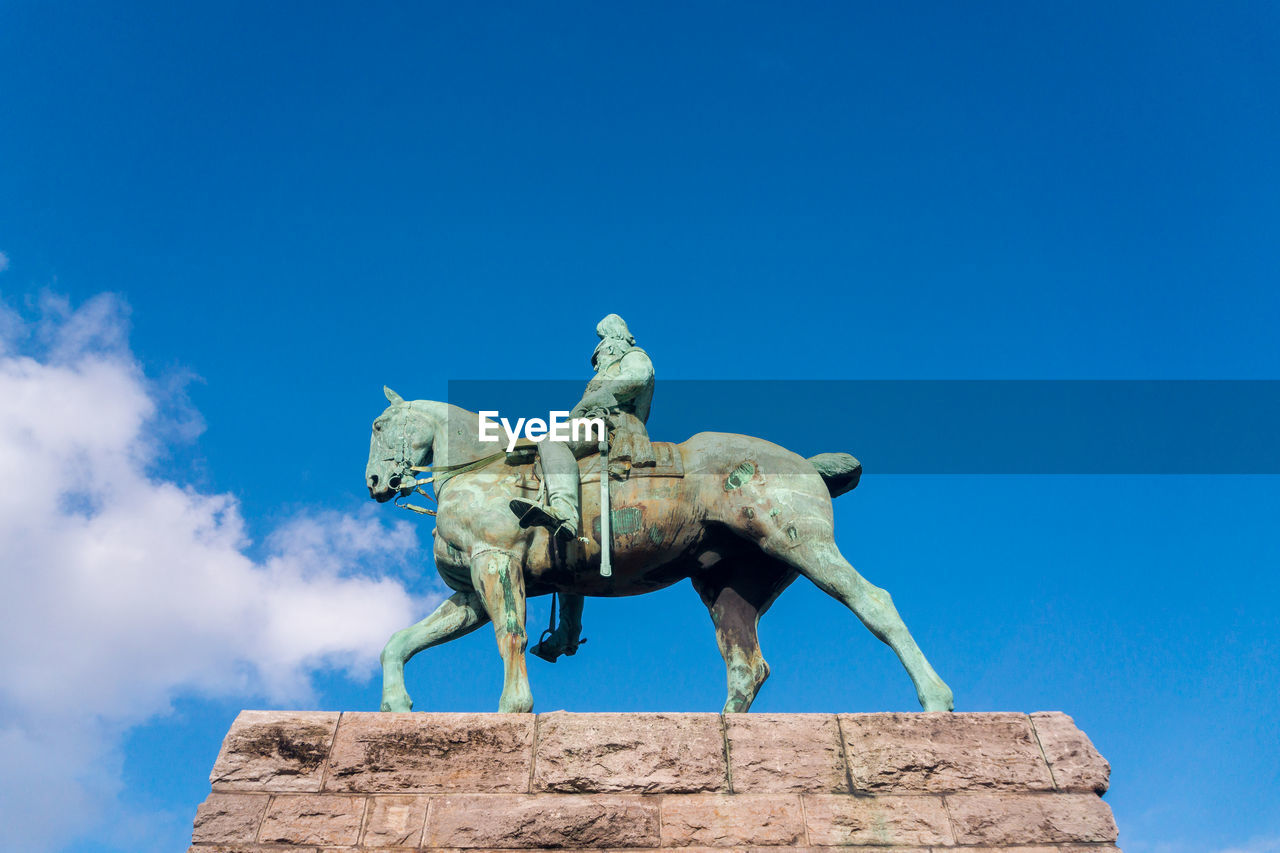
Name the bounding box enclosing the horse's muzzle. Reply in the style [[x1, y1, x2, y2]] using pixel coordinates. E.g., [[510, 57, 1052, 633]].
[[367, 474, 396, 503]]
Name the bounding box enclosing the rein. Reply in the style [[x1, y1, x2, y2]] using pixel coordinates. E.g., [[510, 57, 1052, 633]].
[[392, 450, 508, 517]]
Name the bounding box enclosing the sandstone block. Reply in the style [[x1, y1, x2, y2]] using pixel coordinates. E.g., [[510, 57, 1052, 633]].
[[661, 794, 805, 847], [190, 793, 270, 843], [1031, 712, 1111, 793], [726, 714, 848, 793], [193, 709, 1121, 852], [574, 849, 760, 853], [361, 795, 429, 847], [415, 849, 743, 853], [189, 846, 320, 852], [425, 794, 660, 848], [533, 712, 728, 793], [945, 792, 1119, 844], [211, 711, 340, 793], [772, 848, 930, 853], [325, 712, 534, 793], [258, 795, 366, 846], [838, 712, 1054, 793], [802, 793, 954, 847], [951, 847, 1122, 853]]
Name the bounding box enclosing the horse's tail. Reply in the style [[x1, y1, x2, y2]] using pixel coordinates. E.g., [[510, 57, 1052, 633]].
[[807, 452, 862, 498]]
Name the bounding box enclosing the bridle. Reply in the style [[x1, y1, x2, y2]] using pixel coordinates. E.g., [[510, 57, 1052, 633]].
[[384, 412, 505, 517], [392, 477, 438, 517], [378, 411, 436, 516]]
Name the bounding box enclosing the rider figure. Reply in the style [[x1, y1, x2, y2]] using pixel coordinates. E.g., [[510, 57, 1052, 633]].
[[508, 313, 655, 662]]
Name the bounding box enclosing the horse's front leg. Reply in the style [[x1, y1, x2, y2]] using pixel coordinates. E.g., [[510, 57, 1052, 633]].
[[471, 550, 534, 713], [381, 591, 489, 711]]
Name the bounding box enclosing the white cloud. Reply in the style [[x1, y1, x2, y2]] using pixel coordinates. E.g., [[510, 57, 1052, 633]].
[[0, 293, 438, 851], [0, 250, 9, 272]]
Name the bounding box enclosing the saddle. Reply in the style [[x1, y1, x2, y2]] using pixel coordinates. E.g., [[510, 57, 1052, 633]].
[[510, 440, 684, 493], [580, 439, 682, 483]]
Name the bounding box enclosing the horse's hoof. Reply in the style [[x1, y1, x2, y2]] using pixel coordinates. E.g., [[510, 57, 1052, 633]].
[[381, 693, 414, 712], [498, 690, 534, 714], [919, 686, 954, 712]]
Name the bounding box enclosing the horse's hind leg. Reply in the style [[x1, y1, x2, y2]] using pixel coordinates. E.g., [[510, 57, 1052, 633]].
[[470, 550, 534, 713], [761, 532, 954, 712], [692, 560, 797, 713], [381, 591, 489, 711]]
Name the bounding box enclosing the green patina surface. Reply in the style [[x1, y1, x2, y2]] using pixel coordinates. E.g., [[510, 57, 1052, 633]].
[[438, 560, 474, 594], [498, 565, 525, 640], [723, 460, 755, 491], [367, 321, 952, 718], [611, 506, 642, 536]]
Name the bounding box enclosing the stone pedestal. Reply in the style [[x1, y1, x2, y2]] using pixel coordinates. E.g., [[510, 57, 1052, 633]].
[[189, 710, 1120, 852]]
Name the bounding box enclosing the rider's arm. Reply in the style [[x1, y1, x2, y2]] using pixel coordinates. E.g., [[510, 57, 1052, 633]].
[[571, 351, 654, 417]]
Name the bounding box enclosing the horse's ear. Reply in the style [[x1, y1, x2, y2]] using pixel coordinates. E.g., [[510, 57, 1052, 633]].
[[384, 386, 404, 404]]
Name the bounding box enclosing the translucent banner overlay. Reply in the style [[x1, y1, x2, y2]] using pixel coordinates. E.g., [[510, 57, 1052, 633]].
[[444, 380, 1280, 474]]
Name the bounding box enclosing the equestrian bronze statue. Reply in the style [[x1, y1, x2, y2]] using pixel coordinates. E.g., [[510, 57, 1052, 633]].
[[365, 319, 954, 714]]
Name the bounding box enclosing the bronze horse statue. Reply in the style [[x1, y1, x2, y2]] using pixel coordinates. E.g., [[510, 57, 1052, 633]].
[[366, 388, 954, 714]]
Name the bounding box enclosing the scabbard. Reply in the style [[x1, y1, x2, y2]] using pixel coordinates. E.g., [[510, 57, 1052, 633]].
[[598, 435, 611, 577]]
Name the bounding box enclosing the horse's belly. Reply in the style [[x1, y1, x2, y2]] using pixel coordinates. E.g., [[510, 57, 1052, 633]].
[[525, 483, 704, 597]]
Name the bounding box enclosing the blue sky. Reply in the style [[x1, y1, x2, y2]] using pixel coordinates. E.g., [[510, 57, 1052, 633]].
[[1, 2, 1277, 851]]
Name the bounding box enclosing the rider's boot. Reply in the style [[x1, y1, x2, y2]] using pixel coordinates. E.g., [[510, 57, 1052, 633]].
[[510, 443, 581, 542], [531, 593, 586, 663]]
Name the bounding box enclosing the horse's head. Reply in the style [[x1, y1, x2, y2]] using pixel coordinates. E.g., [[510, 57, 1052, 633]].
[[365, 386, 435, 503]]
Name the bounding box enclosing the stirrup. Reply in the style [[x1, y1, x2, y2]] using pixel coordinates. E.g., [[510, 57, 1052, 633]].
[[509, 498, 577, 542], [531, 631, 586, 664]]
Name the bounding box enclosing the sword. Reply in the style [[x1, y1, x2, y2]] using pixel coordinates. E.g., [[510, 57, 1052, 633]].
[[598, 432, 611, 578]]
